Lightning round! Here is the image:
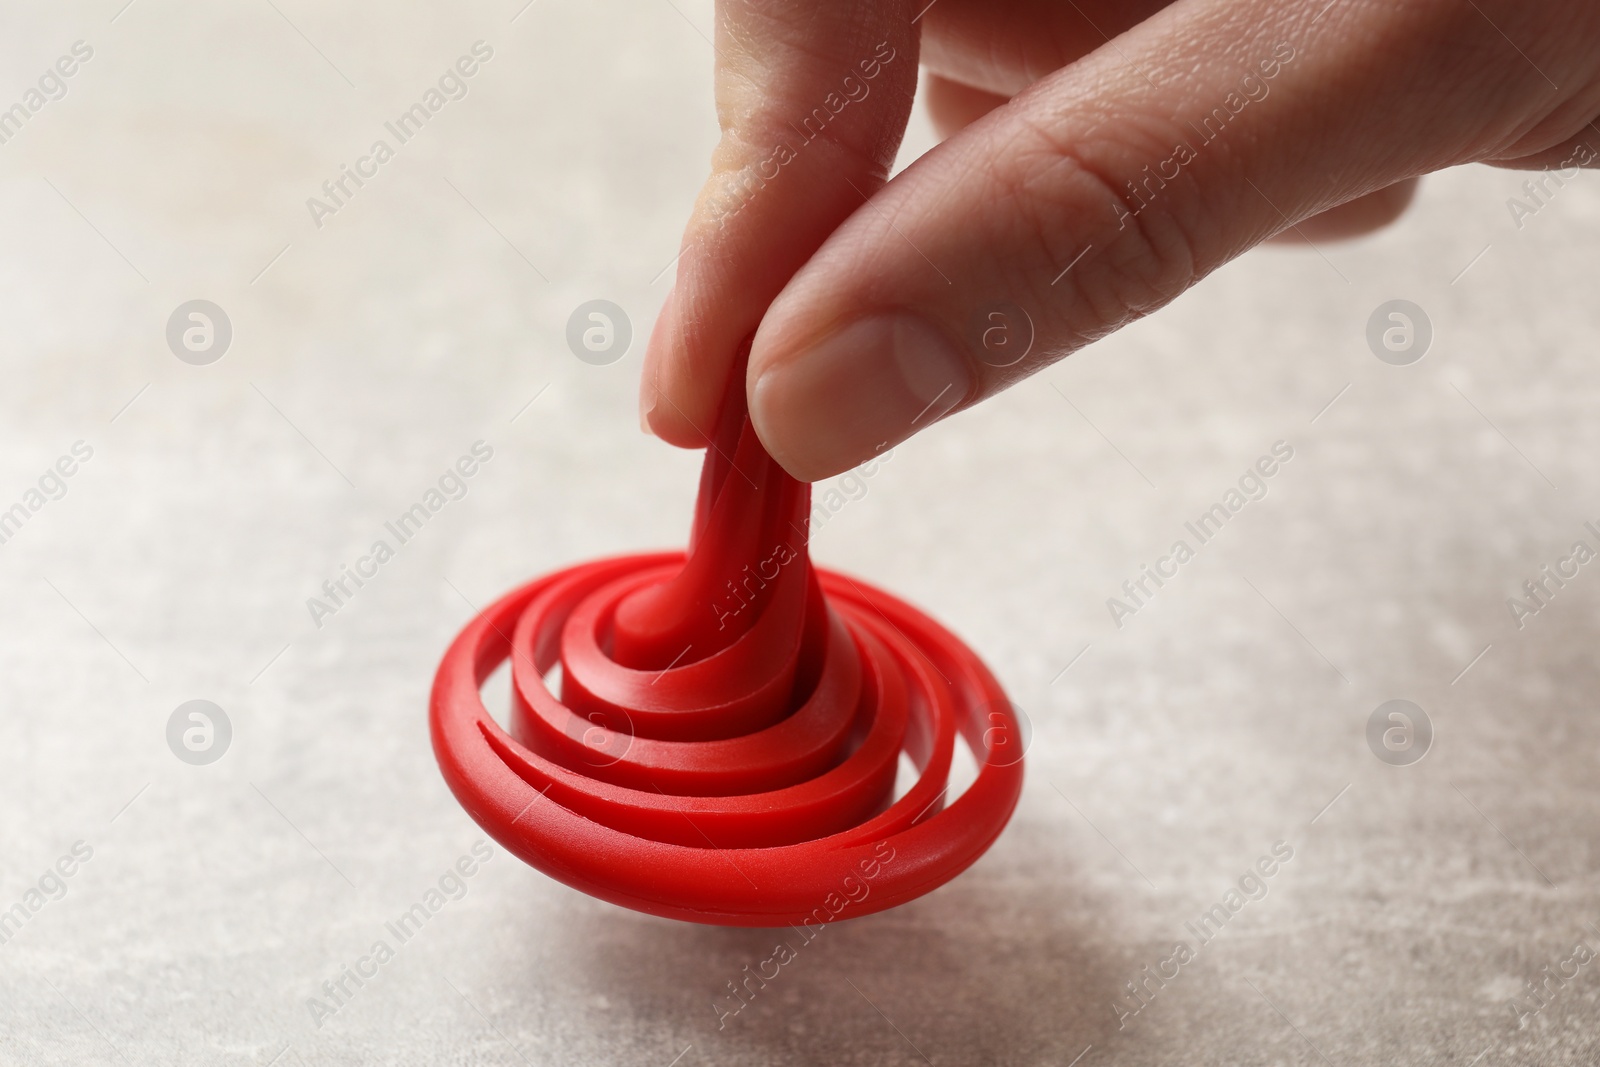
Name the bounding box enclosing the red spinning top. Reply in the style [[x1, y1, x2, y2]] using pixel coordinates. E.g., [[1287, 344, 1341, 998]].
[[430, 350, 1024, 925]]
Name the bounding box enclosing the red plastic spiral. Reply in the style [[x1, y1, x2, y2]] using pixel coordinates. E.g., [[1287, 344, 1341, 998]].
[[430, 356, 1024, 926]]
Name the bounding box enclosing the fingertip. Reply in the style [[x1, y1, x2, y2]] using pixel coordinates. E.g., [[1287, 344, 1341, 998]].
[[749, 362, 836, 483], [642, 384, 711, 449], [923, 75, 1009, 141], [1268, 178, 1421, 244], [639, 283, 710, 448]]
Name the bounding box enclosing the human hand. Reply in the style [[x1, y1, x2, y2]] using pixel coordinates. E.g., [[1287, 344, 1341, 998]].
[[639, 0, 1600, 481]]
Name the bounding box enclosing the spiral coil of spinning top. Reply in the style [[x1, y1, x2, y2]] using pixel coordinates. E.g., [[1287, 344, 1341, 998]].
[[430, 358, 1024, 925]]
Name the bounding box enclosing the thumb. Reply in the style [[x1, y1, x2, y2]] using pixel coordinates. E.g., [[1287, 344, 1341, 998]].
[[746, 0, 1600, 480], [640, 0, 921, 448]]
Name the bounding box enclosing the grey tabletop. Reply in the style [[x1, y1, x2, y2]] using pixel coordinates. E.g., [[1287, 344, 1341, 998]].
[[2, 3, 1599, 1066]]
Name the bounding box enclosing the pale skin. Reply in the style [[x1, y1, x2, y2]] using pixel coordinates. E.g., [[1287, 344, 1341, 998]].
[[639, 0, 1600, 482]]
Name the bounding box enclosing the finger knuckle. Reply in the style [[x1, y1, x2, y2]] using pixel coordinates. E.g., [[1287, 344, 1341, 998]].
[[999, 113, 1206, 329]]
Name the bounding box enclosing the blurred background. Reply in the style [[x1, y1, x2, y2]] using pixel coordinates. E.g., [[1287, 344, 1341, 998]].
[[2, 2, 1599, 1065]]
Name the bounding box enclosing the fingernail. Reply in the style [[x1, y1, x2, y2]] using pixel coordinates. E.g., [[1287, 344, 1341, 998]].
[[751, 313, 972, 481], [639, 380, 658, 434]]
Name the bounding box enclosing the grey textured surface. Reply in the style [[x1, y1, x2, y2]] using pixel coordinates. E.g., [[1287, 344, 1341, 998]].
[[3, 3, 1600, 1065]]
